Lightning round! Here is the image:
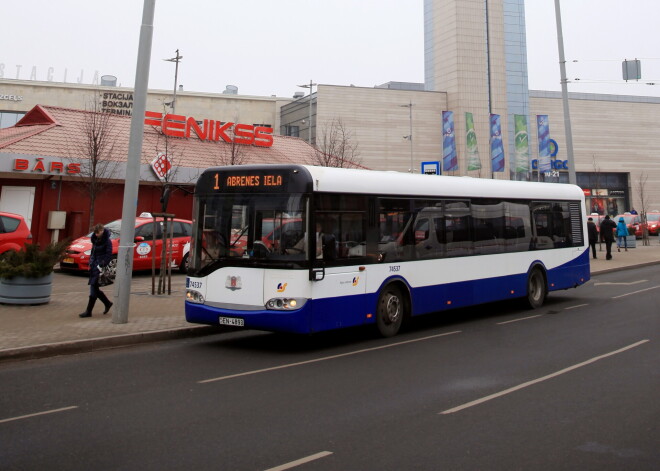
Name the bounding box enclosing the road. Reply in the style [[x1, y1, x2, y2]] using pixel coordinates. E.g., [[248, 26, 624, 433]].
[[1, 266, 658, 470]]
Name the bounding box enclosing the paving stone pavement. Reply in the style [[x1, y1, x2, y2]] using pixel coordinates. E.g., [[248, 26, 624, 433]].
[[1, 239, 659, 362]]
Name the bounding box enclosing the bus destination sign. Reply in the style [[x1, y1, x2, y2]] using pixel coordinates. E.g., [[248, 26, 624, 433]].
[[213, 172, 287, 192]]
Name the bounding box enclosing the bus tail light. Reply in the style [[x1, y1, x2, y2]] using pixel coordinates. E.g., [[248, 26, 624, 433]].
[[266, 298, 307, 310]]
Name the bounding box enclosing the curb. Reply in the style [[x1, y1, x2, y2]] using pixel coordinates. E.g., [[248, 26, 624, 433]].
[[0, 325, 222, 364], [591, 260, 660, 276]]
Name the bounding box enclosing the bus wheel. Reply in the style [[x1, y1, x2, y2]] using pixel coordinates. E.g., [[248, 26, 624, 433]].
[[526, 268, 547, 309], [376, 285, 405, 337]]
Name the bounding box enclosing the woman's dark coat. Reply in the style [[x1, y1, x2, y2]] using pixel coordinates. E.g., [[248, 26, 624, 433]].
[[88, 228, 113, 285]]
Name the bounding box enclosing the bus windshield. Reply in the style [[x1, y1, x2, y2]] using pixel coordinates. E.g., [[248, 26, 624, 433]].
[[189, 193, 308, 275]]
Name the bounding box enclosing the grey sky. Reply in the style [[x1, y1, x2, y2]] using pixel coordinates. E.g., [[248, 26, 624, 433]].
[[2, 1, 659, 98]]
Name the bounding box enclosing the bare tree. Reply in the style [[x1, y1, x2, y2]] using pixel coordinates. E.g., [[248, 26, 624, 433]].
[[212, 133, 249, 166], [144, 122, 194, 294], [310, 118, 362, 168], [70, 95, 120, 228], [636, 172, 651, 246], [210, 116, 249, 167]]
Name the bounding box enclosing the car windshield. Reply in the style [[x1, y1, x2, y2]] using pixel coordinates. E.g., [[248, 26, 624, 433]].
[[189, 193, 308, 275], [85, 220, 122, 239], [616, 215, 637, 224], [646, 214, 660, 222]]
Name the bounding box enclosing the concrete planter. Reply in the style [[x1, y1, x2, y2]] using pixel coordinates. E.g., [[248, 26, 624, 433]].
[[0, 273, 53, 305], [625, 235, 637, 248]]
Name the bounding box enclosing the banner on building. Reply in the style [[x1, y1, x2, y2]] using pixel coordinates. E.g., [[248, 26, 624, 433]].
[[513, 114, 530, 172], [465, 112, 481, 171], [442, 111, 458, 172], [151, 152, 173, 182], [537, 114, 551, 173], [490, 113, 504, 172]]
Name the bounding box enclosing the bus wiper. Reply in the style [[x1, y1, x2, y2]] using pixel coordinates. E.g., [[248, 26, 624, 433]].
[[230, 226, 249, 248]]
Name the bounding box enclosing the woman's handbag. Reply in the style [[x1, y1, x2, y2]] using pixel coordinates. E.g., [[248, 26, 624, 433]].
[[97, 265, 115, 287]]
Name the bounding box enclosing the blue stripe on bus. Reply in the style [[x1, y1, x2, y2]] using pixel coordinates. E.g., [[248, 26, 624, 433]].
[[186, 251, 590, 334]]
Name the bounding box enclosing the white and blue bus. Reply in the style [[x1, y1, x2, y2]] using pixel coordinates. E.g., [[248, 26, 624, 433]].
[[185, 165, 590, 337]]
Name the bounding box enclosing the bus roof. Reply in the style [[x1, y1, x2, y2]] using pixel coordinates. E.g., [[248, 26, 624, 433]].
[[199, 164, 584, 201], [301, 165, 584, 201]]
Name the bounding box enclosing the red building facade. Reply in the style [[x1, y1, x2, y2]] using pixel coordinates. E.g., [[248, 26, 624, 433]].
[[0, 105, 314, 247]]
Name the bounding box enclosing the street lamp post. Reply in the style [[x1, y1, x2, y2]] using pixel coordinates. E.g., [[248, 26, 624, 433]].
[[164, 49, 183, 114], [297, 80, 316, 144], [553, 0, 576, 185], [400, 101, 414, 172]]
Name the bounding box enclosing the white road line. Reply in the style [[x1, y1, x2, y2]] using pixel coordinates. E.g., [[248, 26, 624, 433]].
[[611, 285, 660, 299], [264, 451, 333, 471], [439, 339, 650, 415], [565, 304, 589, 310], [0, 406, 78, 424], [497, 315, 542, 325], [594, 280, 647, 286], [199, 331, 462, 384]]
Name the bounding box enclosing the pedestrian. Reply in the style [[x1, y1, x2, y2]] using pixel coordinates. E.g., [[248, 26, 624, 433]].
[[629, 208, 638, 215], [599, 215, 616, 260], [79, 223, 113, 318], [616, 217, 629, 252], [587, 217, 598, 259]]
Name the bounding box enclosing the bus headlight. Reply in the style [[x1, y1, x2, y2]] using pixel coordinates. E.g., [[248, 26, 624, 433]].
[[186, 289, 205, 304], [265, 297, 307, 310]]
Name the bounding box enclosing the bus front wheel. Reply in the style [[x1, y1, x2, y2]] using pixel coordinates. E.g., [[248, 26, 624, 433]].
[[526, 268, 547, 309], [376, 285, 405, 337]]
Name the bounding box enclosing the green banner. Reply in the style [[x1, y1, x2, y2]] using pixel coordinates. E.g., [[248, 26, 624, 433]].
[[513, 114, 530, 173], [465, 112, 481, 171]]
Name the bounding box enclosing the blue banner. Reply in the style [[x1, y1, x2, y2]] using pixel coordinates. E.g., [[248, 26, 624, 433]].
[[442, 111, 458, 172], [537, 115, 551, 173], [490, 113, 504, 172]]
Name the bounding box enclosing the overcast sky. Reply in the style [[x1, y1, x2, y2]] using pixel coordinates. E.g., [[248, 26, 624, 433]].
[[2, 0, 659, 99]]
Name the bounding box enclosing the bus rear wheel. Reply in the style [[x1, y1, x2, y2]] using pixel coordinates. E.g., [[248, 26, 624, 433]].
[[526, 268, 547, 309], [376, 285, 405, 337]]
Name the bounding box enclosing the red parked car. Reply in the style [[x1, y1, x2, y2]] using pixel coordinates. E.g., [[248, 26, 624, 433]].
[[615, 213, 642, 238], [0, 211, 32, 254], [643, 211, 660, 236], [61, 213, 192, 273]]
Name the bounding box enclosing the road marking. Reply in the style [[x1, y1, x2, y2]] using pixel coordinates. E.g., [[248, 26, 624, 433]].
[[565, 304, 589, 310], [611, 285, 660, 299], [497, 315, 542, 325], [594, 280, 647, 286], [264, 451, 333, 471], [439, 339, 649, 415], [0, 406, 78, 424], [199, 331, 462, 384]]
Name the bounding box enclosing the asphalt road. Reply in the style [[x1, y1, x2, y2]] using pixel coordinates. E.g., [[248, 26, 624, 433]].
[[1, 266, 658, 470]]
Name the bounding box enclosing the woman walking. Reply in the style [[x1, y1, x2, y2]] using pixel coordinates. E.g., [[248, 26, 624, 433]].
[[616, 217, 629, 252], [79, 223, 113, 317]]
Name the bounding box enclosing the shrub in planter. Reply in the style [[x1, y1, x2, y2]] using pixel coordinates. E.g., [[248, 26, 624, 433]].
[[0, 240, 70, 279], [0, 240, 69, 304]]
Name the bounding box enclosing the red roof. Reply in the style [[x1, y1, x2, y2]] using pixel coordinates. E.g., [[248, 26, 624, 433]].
[[0, 105, 316, 170]]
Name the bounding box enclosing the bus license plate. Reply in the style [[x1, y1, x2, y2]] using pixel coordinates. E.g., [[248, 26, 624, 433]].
[[218, 316, 244, 327]]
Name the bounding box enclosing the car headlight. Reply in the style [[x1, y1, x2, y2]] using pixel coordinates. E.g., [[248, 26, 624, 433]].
[[186, 290, 205, 304], [84, 249, 92, 255], [265, 297, 307, 310]]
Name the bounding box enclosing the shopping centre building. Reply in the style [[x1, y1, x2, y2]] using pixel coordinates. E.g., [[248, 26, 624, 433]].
[[2, 0, 660, 247]]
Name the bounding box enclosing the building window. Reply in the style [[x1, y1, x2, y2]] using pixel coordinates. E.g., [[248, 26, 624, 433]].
[[0, 111, 25, 129], [283, 125, 299, 137]]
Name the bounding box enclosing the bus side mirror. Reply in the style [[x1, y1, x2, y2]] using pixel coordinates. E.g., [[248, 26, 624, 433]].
[[310, 267, 325, 281]]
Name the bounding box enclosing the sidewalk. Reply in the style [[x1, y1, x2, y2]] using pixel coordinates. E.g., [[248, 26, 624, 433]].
[[2, 241, 660, 363]]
